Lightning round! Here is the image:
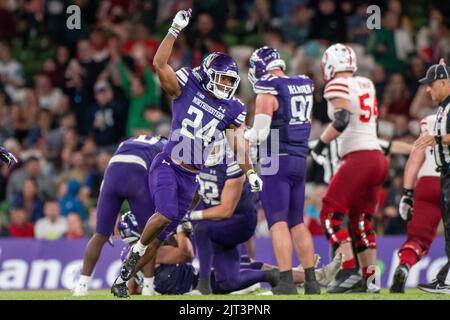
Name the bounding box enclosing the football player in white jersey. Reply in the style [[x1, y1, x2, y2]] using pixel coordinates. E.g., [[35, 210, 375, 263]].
[[311, 44, 388, 293], [390, 115, 442, 293]]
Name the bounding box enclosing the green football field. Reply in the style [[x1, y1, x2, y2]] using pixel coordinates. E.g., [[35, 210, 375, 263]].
[[1, 289, 450, 300]]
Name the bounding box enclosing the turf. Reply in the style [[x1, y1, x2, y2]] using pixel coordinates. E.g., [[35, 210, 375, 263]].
[[1, 289, 449, 300]]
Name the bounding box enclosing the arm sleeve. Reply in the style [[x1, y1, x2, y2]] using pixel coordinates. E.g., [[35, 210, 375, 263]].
[[253, 75, 279, 95], [323, 78, 351, 101], [231, 98, 247, 127], [226, 161, 244, 179], [175, 67, 191, 89]]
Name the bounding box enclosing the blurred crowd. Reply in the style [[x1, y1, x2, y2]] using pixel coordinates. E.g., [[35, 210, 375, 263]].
[[0, 0, 449, 240]]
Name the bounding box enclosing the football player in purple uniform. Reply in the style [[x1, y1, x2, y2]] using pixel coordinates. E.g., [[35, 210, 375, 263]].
[[112, 8, 262, 297], [244, 46, 320, 294], [188, 137, 279, 294], [73, 135, 166, 296]]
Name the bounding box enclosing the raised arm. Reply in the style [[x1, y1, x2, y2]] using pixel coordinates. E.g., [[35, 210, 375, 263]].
[[152, 9, 192, 98]]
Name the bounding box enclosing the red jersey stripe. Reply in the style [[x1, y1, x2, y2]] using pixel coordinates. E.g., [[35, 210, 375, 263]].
[[324, 88, 350, 95]]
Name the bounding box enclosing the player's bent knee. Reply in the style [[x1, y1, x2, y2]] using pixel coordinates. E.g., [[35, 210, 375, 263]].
[[217, 278, 240, 292], [350, 213, 376, 253], [321, 212, 351, 245], [399, 239, 428, 259]]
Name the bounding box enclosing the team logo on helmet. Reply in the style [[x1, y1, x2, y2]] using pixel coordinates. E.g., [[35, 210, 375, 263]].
[[248, 46, 286, 86], [198, 52, 240, 100]]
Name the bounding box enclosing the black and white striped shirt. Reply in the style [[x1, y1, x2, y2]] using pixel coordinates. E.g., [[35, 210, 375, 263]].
[[433, 95, 450, 169]]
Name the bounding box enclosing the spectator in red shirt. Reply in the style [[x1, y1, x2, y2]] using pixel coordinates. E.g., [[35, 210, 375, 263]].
[[8, 207, 34, 238]]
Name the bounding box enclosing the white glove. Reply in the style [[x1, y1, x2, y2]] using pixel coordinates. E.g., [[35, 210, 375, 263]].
[[177, 220, 193, 233], [310, 139, 327, 165], [310, 150, 326, 165], [244, 127, 258, 145], [399, 189, 414, 221], [246, 169, 263, 192], [171, 8, 192, 33]]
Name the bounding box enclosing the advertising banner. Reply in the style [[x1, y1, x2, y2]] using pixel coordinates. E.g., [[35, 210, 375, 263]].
[[0, 237, 447, 290]]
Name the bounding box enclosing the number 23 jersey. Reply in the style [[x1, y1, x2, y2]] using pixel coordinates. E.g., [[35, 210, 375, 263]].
[[163, 67, 247, 170], [324, 76, 381, 158]]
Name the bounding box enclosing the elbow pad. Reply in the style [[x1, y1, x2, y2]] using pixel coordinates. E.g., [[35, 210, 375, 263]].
[[332, 109, 350, 132]]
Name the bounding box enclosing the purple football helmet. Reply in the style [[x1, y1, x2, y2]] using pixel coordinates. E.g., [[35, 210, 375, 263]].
[[196, 52, 240, 100], [248, 46, 286, 86], [118, 211, 140, 244]]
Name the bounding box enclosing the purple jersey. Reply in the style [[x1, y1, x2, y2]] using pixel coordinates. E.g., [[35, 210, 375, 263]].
[[254, 74, 313, 158], [163, 67, 247, 170], [196, 159, 256, 215], [114, 135, 166, 169]]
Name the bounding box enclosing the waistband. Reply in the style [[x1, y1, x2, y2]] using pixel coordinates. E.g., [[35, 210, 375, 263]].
[[109, 154, 147, 170], [342, 149, 384, 160], [171, 156, 200, 173]]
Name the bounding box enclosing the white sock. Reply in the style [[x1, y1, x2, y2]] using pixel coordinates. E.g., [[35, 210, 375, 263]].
[[143, 277, 154, 288], [78, 275, 91, 286], [132, 240, 148, 256]]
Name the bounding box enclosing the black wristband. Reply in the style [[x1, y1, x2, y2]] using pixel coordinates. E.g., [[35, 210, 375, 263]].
[[403, 188, 414, 197], [313, 139, 327, 154]]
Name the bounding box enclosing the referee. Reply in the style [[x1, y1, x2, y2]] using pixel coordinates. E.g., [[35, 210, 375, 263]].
[[415, 59, 450, 294]]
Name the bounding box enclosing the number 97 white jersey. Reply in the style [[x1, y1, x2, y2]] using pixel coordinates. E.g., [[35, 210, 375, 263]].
[[324, 76, 381, 157]]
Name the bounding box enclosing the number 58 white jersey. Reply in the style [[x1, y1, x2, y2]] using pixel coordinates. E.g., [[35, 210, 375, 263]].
[[324, 76, 381, 158]]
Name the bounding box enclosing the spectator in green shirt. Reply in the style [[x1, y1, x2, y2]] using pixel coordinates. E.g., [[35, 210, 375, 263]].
[[366, 11, 405, 74], [114, 45, 160, 137]]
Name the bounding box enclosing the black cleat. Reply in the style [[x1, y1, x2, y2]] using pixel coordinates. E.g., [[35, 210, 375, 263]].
[[390, 264, 409, 293], [271, 281, 298, 295], [352, 277, 381, 293], [304, 280, 321, 295], [120, 250, 141, 281], [264, 269, 280, 288], [111, 279, 129, 298], [327, 268, 362, 294], [418, 279, 450, 294], [195, 278, 212, 295]]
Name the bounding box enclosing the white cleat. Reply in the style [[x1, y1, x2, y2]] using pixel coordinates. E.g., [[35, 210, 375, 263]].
[[184, 289, 203, 295], [315, 252, 344, 287], [256, 290, 273, 296], [72, 283, 88, 297], [141, 284, 156, 296], [229, 283, 261, 295]]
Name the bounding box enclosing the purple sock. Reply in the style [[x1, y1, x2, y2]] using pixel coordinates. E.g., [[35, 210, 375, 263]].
[[193, 222, 214, 279], [239, 243, 250, 263]]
